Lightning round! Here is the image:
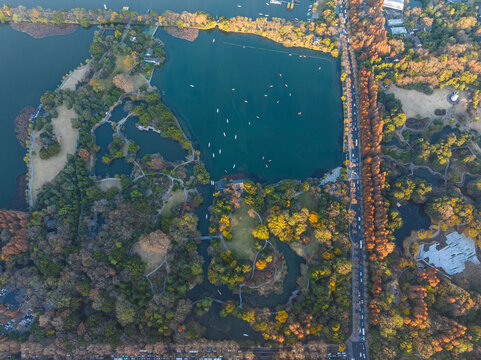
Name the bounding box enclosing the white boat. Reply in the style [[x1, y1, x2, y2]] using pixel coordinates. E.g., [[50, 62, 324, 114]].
[[223, 132, 226, 137], [190, 84, 195, 88], [217, 108, 219, 113], [219, 149, 222, 154], [248, 121, 251, 125], [213, 38, 216, 43], [208, 142, 211, 147], [243, 334, 249, 337], [234, 135, 237, 140], [237, 4, 242, 7], [259, 13, 263, 15], [233, 164, 236, 169], [104, 4, 107, 10], [206, 214, 208, 219], [226, 119, 229, 124], [213, 153, 215, 158]]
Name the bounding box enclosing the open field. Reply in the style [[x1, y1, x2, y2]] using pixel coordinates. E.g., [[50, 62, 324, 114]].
[[390, 85, 467, 119], [132, 242, 165, 273], [131, 73, 148, 90], [295, 191, 317, 211], [160, 190, 184, 216], [229, 202, 259, 261], [32, 106, 78, 202], [95, 178, 122, 191]]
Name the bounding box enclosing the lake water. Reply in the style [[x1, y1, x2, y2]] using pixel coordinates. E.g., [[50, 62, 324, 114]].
[[154, 29, 342, 182], [5, 0, 314, 22], [0, 25, 94, 208], [94, 123, 133, 178], [0, 3, 342, 207], [393, 202, 430, 251], [123, 118, 187, 161]]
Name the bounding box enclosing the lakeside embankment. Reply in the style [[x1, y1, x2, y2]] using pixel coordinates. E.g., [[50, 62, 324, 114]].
[[0, 6, 339, 57]]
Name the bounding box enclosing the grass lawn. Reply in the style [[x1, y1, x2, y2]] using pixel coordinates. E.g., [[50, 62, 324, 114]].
[[98, 54, 128, 91], [295, 192, 317, 211], [131, 73, 148, 90], [160, 190, 185, 216], [229, 202, 260, 261]]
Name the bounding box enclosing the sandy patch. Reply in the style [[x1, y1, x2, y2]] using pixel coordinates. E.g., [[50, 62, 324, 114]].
[[32, 106, 79, 202], [389, 85, 467, 119], [320, 166, 342, 185], [132, 242, 166, 273], [60, 64, 90, 91], [95, 178, 122, 192], [469, 110, 481, 135]]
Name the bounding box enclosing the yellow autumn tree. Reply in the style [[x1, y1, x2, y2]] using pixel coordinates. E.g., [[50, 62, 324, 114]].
[[89, 78, 105, 93], [255, 259, 267, 270], [275, 310, 288, 324], [123, 51, 138, 72], [252, 224, 269, 240]]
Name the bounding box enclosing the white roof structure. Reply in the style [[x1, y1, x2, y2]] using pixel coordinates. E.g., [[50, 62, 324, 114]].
[[391, 26, 407, 34], [417, 232, 480, 275], [387, 18, 404, 26], [383, 0, 404, 11]]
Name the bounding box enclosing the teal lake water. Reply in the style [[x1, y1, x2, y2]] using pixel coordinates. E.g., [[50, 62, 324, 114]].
[[0, 8, 344, 342], [0, 25, 94, 208], [154, 29, 342, 182]]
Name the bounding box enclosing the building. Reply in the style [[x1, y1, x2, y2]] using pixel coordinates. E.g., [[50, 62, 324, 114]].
[[215, 179, 245, 192], [144, 57, 161, 66], [145, 48, 154, 57], [448, 91, 460, 104], [387, 18, 404, 26], [391, 26, 407, 34], [383, 0, 404, 11]]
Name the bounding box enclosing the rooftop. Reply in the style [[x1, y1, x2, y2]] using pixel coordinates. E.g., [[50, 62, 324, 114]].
[[391, 26, 407, 34], [383, 0, 404, 11]]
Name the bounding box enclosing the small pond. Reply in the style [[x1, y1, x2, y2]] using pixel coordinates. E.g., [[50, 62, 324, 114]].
[[393, 202, 431, 251], [188, 237, 304, 341], [431, 126, 460, 143], [123, 117, 187, 161], [412, 168, 444, 187], [94, 123, 133, 178]]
